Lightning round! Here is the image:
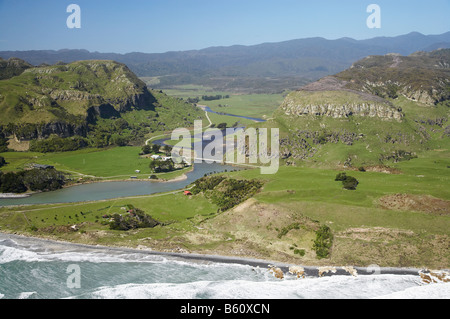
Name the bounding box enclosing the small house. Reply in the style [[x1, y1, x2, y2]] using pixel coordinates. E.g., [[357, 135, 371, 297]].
[[151, 155, 162, 160], [184, 191, 192, 196]]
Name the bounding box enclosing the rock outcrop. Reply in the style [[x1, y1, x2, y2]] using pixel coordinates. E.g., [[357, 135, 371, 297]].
[[281, 96, 404, 121]]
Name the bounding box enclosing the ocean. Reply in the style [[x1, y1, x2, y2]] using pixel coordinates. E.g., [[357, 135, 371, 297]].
[[0, 233, 448, 300]]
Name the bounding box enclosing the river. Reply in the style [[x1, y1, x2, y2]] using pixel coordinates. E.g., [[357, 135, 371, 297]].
[[0, 162, 242, 206]]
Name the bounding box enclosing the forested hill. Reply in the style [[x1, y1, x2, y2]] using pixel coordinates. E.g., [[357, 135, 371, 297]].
[[0, 59, 205, 150]]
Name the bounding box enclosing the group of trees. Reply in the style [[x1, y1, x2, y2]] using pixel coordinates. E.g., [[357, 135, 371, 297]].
[[87, 118, 149, 148], [149, 158, 175, 173], [30, 136, 88, 153], [335, 172, 359, 190], [141, 143, 172, 156], [108, 207, 160, 231], [185, 95, 230, 104], [191, 176, 264, 212], [201, 95, 230, 101], [0, 136, 8, 153], [0, 168, 66, 194]]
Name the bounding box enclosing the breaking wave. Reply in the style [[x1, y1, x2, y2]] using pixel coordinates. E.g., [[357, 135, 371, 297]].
[[0, 234, 448, 299]]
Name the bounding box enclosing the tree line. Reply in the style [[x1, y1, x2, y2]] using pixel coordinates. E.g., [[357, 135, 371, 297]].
[[0, 168, 66, 194]]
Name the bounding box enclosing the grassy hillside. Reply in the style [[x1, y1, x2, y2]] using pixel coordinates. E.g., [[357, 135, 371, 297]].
[[1, 151, 448, 268], [263, 49, 450, 169]]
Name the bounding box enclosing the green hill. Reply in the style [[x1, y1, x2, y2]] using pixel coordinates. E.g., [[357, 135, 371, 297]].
[[0, 59, 205, 149], [264, 49, 450, 168]]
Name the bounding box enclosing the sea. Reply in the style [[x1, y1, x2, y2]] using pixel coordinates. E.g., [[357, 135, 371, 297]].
[[0, 233, 448, 300]]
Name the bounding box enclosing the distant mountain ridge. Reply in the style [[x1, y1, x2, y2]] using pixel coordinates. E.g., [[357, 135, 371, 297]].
[[1, 31, 449, 92]]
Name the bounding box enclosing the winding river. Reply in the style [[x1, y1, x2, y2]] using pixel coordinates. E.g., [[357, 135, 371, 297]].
[[0, 106, 265, 207]]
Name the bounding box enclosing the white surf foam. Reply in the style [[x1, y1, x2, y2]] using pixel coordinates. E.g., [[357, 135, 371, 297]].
[[84, 275, 426, 299]]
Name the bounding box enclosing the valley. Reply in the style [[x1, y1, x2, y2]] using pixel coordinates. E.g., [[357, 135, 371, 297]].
[[0, 48, 449, 271]]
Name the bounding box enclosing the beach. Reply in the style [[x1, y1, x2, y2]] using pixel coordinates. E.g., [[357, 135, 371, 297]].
[[1, 232, 449, 299]]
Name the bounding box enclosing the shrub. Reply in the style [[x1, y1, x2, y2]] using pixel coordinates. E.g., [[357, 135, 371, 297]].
[[313, 225, 333, 259], [342, 176, 359, 190], [335, 172, 359, 190], [335, 172, 347, 181], [294, 249, 306, 256], [109, 209, 160, 231]]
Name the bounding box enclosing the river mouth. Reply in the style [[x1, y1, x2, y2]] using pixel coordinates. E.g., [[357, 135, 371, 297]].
[[0, 162, 244, 206]]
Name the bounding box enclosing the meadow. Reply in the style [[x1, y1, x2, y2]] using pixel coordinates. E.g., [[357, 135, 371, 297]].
[[164, 85, 284, 119], [0, 146, 190, 180]]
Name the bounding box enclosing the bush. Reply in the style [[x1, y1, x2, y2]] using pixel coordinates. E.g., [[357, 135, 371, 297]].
[[191, 176, 264, 212], [335, 172, 359, 190], [335, 172, 347, 181], [141, 144, 152, 155], [342, 176, 359, 190], [0, 137, 8, 153], [313, 225, 333, 259], [294, 249, 306, 256], [0, 156, 6, 168], [109, 208, 160, 231]]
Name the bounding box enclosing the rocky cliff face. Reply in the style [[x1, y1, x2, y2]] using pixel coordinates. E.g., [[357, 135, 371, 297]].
[[336, 50, 450, 106], [0, 57, 32, 80], [281, 95, 404, 121]]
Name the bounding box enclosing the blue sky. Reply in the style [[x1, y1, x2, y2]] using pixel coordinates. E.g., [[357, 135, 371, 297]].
[[0, 0, 449, 53]]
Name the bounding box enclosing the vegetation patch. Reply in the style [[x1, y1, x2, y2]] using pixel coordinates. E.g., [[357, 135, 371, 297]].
[[335, 172, 359, 190], [313, 225, 334, 259], [191, 176, 264, 212], [0, 168, 65, 193], [107, 206, 160, 231]]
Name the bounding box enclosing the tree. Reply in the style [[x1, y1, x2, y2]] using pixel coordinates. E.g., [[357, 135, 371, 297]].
[[22, 169, 65, 192], [162, 145, 173, 156], [335, 172, 359, 190], [0, 156, 5, 168], [151, 143, 160, 154], [335, 172, 347, 181], [0, 172, 27, 194], [342, 176, 359, 190], [149, 159, 174, 173], [0, 136, 8, 153], [141, 144, 151, 155]]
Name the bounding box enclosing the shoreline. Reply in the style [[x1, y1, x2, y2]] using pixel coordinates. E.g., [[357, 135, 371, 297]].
[[0, 232, 430, 278], [0, 167, 193, 201]]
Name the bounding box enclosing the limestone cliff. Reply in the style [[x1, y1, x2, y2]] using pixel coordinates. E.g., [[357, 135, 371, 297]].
[[280, 79, 404, 121]]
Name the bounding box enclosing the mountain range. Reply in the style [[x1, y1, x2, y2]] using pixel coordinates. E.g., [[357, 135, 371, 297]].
[[1, 32, 449, 92]]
